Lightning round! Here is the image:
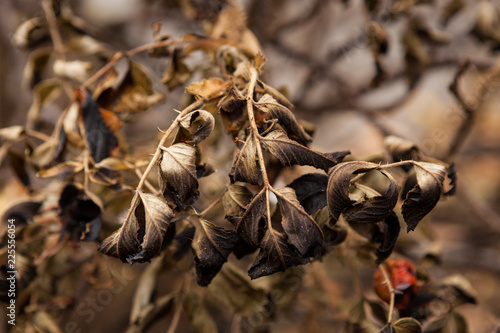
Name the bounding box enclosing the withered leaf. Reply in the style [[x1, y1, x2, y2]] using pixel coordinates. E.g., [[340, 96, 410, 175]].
[[327, 161, 379, 224], [162, 48, 191, 90], [30, 125, 66, 168], [236, 189, 266, 247], [159, 143, 199, 209], [222, 184, 253, 226], [384, 136, 421, 172], [255, 94, 311, 145], [229, 134, 261, 185], [402, 162, 446, 232], [275, 187, 323, 257], [231, 238, 257, 259], [218, 96, 247, 137], [99, 193, 174, 263], [261, 131, 349, 172], [0, 126, 25, 142], [58, 184, 101, 242], [75, 87, 119, 163], [98, 198, 145, 263], [2, 201, 42, 226], [179, 110, 215, 145], [131, 192, 175, 262], [392, 317, 422, 333], [248, 229, 308, 279], [172, 226, 196, 261], [375, 211, 401, 264], [195, 220, 239, 286], [343, 170, 400, 224], [288, 173, 328, 214], [36, 161, 83, 179], [95, 61, 165, 115], [186, 77, 230, 100]]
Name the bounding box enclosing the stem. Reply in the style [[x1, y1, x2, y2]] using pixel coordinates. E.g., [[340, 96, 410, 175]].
[[379, 263, 396, 324], [82, 39, 174, 88], [246, 67, 271, 188], [42, 0, 65, 61], [122, 99, 204, 226], [198, 196, 223, 217]]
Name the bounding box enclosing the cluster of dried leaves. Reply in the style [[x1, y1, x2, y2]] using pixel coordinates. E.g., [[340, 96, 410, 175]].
[[1, 0, 498, 332]]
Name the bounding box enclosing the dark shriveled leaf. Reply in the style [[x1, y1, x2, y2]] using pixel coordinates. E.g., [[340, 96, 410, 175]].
[[402, 162, 446, 232], [275, 187, 323, 257], [98, 198, 144, 262], [393, 317, 422, 333], [179, 110, 215, 145], [75, 87, 119, 163], [255, 94, 311, 145], [130, 192, 175, 263], [262, 131, 349, 172], [222, 184, 253, 226], [376, 211, 401, 264], [236, 189, 266, 247], [248, 229, 308, 279], [229, 134, 261, 185], [343, 170, 400, 224], [327, 161, 379, 224], [99, 193, 174, 263], [58, 184, 101, 242], [2, 201, 42, 226], [159, 143, 199, 209], [195, 220, 239, 286], [288, 173, 328, 215]]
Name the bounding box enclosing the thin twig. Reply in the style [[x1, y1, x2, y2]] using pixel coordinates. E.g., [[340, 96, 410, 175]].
[[121, 99, 204, 229], [378, 263, 396, 324], [42, 0, 65, 61]]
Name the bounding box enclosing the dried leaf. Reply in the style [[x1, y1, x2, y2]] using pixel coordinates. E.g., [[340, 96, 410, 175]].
[[229, 134, 261, 185], [0, 126, 25, 142], [375, 212, 401, 264], [442, 274, 478, 305], [75, 87, 119, 163], [222, 184, 253, 225], [132, 193, 174, 262], [30, 125, 66, 168], [275, 187, 323, 257], [36, 161, 83, 179], [94, 157, 133, 170], [248, 229, 308, 279], [327, 161, 379, 224], [26, 79, 61, 129], [288, 173, 328, 215], [53, 59, 93, 83], [159, 143, 199, 209], [255, 94, 311, 145], [2, 201, 42, 226], [236, 189, 266, 247], [194, 220, 239, 286], [186, 77, 230, 100], [343, 170, 400, 224], [58, 184, 101, 242], [179, 110, 215, 145], [262, 130, 349, 172], [393, 317, 422, 333], [103, 61, 165, 114], [402, 162, 446, 231], [7, 150, 30, 188], [162, 48, 192, 90], [384, 136, 421, 172], [12, 16, 49, 48]]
